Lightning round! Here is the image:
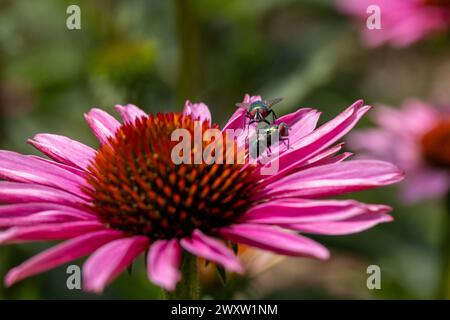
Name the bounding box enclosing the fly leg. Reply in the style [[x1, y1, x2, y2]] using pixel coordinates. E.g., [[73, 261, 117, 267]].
[[280, 137, 290, 150], [269, 109, 278, 122]]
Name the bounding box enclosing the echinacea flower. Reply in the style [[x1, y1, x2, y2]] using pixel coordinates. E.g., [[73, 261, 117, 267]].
[[349, 100, 450, 203], [337, 0, 450, 47], [0, 95, 403, 294]]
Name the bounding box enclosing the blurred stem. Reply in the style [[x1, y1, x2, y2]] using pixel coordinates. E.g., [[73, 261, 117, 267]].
[[176, 0, 202, 103], [164, 1, 202, 300], [439, 193, 450, 299], [164, 253, 199, 300]]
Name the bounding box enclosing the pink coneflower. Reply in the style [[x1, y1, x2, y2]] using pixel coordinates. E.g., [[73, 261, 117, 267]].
[[349, 100, 450, 300], [349, 100, 450, 203], [0, 95, 403, 297], [337, 0, 450, 47]]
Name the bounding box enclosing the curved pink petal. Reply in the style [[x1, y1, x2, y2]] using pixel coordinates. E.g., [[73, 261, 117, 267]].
[[349, 128, 395, 155], [241, 199, 391, 224], [264, 160, 404, 199], [0, 221, 104, 244], [243, 94, 263, 104], [28, 134, 96, 170], [147, 239, 182, 291], [275, 108, 321, 142], [401, 168, 450, 203], [373, 104, 436, 138], [260, 144, 346, 186], [291, 100, 368, 149], [302, 152, 353, 169], [261, 100, 370, 177], [276, 108, 316, 126], [0, 182, 88, 207], [264, 109, 322, 157], [83, 236, 149, 293], [222, 108, 246, 132], [372, 101, 439, 137], [0, 210, 96, 227], [220, 224, 329, 260], [400, 101, 441, 134], [5, 230, 124, 287], [348, 128, 420, 172], [298, 150, 352, 173], [0, 151, 90, 199], [84, 108, 121, 145], [180, 229, 243, 273], [183, 101, 212, 125], [114, 104, 147, 124], [0, 203, 92, 217], [31, 156, 87, 177], [284, 212, 393, 235]]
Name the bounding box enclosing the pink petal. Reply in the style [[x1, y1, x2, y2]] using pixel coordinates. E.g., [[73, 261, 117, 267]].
[[261, 100, 370, 177], [4, 230, 124, 287], [0, 151, 90, 199], [291, 100, 368, 148], [261, 144, 346, 186], [373, 104, 435, 137], [265, 109, 322, 157], [243, 94, 263, 104], [401, 168, 450, 203], [84, 108, 121, 145], [284, 212, 393, 235], [0, 210, 96, 227], [0, 182, 89, 207], [301, 152, 353, 169], [276, 108, 321, 141], [295, 143, 345, 168], [371, 101, 439, 138], [183, 101, 212, 125], [114, 104, 147, 124], [83, 236, 149, 293], [28, 134, 96, 170], [400, 101, 441, 134], [220, 224, 329, 260], [264, 160, 404, 199], [180, 229, 243, 273], [147, 239, 181, 291], [222, 107, 246, 132], [241, 199, 391, 224], [348, 128, 420, 171], [0, 221, 104, 244], [0, 203, 92, 217], [31, 156, 87, 177]]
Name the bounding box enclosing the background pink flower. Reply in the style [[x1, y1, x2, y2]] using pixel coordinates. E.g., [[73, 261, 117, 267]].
[[349, 100, 450, 203], [0, 95, 403, 294], [337, 0, 450, 47]]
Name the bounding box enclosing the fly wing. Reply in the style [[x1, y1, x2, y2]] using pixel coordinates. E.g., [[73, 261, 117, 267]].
[[265, 97, 283, 109]]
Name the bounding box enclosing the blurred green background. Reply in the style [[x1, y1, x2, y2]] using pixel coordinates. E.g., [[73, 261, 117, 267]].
[[0, 0, 449, 299]]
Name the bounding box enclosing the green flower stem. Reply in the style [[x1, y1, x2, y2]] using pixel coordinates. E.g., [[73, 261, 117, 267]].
[[175, 0, 202, 103], [439, 194, 450, 299], [167, 0, 201, 300], [164, 252, 200, 300]]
